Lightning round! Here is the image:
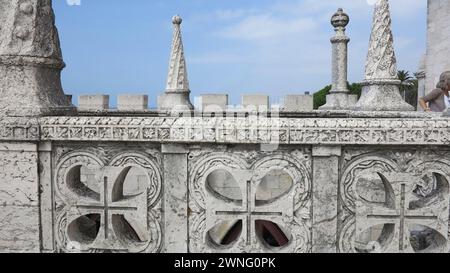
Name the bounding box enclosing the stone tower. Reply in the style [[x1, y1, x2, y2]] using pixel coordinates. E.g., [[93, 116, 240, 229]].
[[0, 0, 72, 116], [424, 0, 450, 95]]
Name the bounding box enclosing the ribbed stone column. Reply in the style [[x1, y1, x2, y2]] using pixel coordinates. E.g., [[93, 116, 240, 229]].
[[354, 0, 413, 111], [320, 8, 357, 110], [0, 0, 73, 116], [158, 15, 194, 112]]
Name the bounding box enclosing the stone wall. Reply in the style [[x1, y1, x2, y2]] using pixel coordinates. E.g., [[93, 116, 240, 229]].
[[425, 0, 450, 94], [1, 113, 450, 253], [0, 143, 40, 252], [0, 0, 449, 254]]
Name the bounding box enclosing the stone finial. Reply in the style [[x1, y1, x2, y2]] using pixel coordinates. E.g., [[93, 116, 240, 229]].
[[158, 15, 194, 111], [166, 15, 189, 92], [354, 0, 414, 111], [320, 8, 357, 110], [172, 15, 183, 25], [0, 0, 73, 116], [331, 8, 349, 29]]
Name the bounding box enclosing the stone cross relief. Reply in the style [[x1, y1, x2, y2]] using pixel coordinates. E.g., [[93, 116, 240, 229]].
[[356, 172, 449, 253], [205, 169, 293, 250], [66, 167, 148, 251], [215, 179, 284, 246]]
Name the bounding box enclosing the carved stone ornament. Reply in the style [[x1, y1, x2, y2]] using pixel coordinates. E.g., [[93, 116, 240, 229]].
[[39, 116, 450, 146], [338, 150, 450, 253], [187, 149, 312, 253], [54, 148, 163, 253]]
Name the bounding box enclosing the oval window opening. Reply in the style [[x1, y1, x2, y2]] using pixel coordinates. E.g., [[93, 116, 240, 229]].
[[112, 214, 147, 244], [67, 214, 101, 245], [208, 220, 242, 247], [410, 225, 447, 253], [256, 170, 293, 206], [354, 224, 394, 253], [66, 165, 100, 201], [112, 166, 148, 202], [255, 220, 290, 248], [206, 170, 243, 204]]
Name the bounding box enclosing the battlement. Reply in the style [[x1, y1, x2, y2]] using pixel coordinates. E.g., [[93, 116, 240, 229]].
[[76, 93, 314, 113]]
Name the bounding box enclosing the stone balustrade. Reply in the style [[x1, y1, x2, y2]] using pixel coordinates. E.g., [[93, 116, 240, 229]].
[[0, 0, 449, 254]]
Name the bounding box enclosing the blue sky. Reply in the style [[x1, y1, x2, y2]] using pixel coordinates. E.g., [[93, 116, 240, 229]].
[[53, 0, 427, 107]]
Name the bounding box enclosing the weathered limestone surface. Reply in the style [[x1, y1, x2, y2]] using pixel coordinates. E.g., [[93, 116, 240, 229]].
[[0, 142, 40, 252], [242, 94, 270, 111], [0, 206, 40, 252], [78, 95, 110, 111], [117, 95, 148, 111], [0, 0, 72, 116], [38, 142, 54, 252], [162, 144, 188, 253], [197, 94, 228, 112], [283, 94, 313, 111], [311, 146, 341, 253]]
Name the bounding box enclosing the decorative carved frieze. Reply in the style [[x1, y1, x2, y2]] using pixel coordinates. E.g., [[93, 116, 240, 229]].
[[39, 116, 450, 145], [0, 117, 40, 140]]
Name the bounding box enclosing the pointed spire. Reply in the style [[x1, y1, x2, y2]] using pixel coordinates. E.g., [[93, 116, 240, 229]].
[[364, 0, 398, 81], [0, 0, 72, 116], [166, 15, 190, 92], [159, 15, 193, 111], [354, 0, 413, 111]]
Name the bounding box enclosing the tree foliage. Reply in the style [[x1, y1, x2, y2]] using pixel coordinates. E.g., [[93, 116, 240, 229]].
[[313, 85, 332, 109], [398, 70, 418, 110], [313, 83, 362, 109], [313, 71, 418, 110]]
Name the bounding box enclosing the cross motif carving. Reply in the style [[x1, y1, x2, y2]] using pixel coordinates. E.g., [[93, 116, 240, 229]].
[[216, 180, 282, 245], [206, 169, 291, 247], [356, 172, 448, 252], [75, 176, 139, 240], [67, 167, 148, 250]]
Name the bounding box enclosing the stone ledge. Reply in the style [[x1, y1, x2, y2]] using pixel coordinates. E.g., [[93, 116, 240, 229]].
[[0, 117, 40, 141], [38, 116, 450, 145]]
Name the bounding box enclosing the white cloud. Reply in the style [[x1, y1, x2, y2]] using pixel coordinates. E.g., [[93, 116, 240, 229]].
[[190, 51, 244, 64], [218, 15, 318, 41], [189, 0, 426, 95], [214, 9, 248, 21]]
